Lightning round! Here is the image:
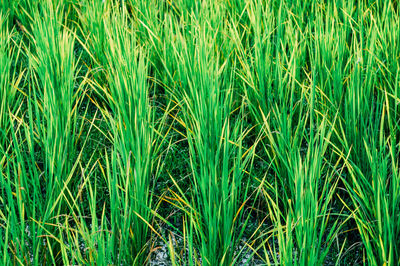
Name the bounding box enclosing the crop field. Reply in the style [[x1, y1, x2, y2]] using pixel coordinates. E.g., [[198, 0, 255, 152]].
[[0, 0, 400, 265]]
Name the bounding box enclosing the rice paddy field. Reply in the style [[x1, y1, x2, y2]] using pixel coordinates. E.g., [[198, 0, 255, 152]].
[[1, 0, 400, 265]]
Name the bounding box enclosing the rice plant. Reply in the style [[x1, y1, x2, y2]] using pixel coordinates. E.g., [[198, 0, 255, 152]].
[[160, 5, 256, 264], [95, 4, 169, 264], [13, 1, 82, 263]]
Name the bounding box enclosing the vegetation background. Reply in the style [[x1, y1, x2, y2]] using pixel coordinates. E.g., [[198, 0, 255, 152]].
[[0, 0, 399, 265]]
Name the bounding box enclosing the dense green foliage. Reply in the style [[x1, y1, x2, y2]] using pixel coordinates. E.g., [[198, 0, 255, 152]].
[[1, 0, 399, 265]]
